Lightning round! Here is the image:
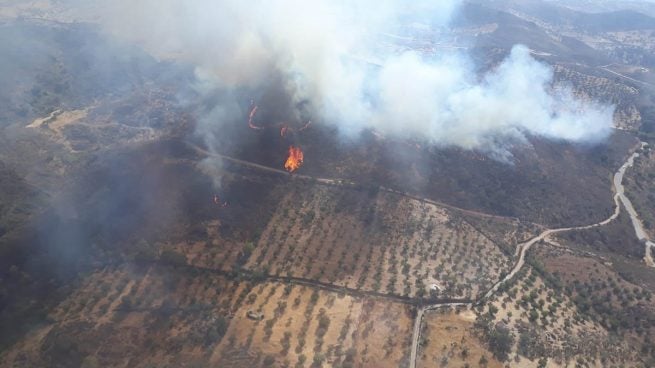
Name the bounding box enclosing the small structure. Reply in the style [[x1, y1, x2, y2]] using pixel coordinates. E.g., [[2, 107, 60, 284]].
[[246, 310, 264, 321], [430, 283, 443, 292]]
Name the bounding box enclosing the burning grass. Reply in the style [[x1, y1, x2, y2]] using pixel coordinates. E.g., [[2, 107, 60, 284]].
[[284, 146, 304, 172]]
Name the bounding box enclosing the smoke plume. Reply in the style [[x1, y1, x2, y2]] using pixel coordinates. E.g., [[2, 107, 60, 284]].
[[101, 0, 614, 158]]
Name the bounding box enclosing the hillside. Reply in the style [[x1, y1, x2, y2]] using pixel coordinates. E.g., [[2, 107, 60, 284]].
[[1, 2, 655, 368]]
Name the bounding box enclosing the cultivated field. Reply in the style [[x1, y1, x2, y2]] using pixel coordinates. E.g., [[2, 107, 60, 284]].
[[213, 282, 413, 368], [1, 264, 255, 367], [0, 264, 415, 368], [473, 239, 654, 367], [418, 308, 503, 368], [242, 185, 513, 300]]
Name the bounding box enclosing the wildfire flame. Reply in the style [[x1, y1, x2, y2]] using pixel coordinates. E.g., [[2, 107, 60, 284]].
[[247, 103, 264, 130], [284, 146, 304, 172]]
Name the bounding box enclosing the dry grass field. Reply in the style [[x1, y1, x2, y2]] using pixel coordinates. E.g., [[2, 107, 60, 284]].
[[243, 185, 512, 300], [212, 282, 413, 368], [418, 309, 503, 368], [0, 264, 415, 368], [2, 4, 655, 368]]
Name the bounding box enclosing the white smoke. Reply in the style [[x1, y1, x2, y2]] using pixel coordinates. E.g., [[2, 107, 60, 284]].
[[371, 46, 614, 153], [100, 0, 614, 155]]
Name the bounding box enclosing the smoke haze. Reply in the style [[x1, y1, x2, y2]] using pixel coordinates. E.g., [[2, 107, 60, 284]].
[[100, 0, 614, 158]]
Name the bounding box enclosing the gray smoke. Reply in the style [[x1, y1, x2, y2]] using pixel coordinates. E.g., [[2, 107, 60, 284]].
[[100, 0, 614, 158]]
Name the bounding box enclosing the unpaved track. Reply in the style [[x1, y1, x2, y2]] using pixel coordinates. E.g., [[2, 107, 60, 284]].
[[614, 142, 655, 266], [187, 141, 652, 367], [409, 302, 472, 367], [599, 66, 655, 89], [409, 142, 651, 368], [187, 142, 523, 222]]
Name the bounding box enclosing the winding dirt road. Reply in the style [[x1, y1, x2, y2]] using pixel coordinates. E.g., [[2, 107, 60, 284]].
[[613, 142, 655, 267], [186, 140, 653, 367], [409, 142, 653, 368]]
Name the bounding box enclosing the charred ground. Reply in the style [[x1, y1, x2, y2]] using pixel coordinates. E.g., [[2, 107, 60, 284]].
[[1, 3, 655, 368]]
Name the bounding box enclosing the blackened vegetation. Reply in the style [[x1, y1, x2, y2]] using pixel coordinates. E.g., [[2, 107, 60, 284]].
[[213, 173, 288, 244], [0, 162, 50, 349], [639, 94, 655, 134], [0, 161, 45, 245], [26, 264, 243, 368], [0, 135, 275, 349], [0, 19, 200, 349], [0, 140, 192, 346], [0, 19, 192, 127], [212, 109, 637, 229], [290, 123, 637, 228], [624, 145, 655, 232], [0, 9, 652, 367], [558, 205, 644, 259], [45, 141, 210, 248]]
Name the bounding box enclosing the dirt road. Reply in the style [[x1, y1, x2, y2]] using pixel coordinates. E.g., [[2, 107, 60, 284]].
[[409, 142, 650, 368], [613, 142, 655, 266], [187, 140, 653, 367], [187, 142, 523, 222]]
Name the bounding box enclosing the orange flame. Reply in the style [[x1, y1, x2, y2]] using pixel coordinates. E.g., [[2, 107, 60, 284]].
[[247, 103, 264, 130], [284, 146, 304, 172]]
